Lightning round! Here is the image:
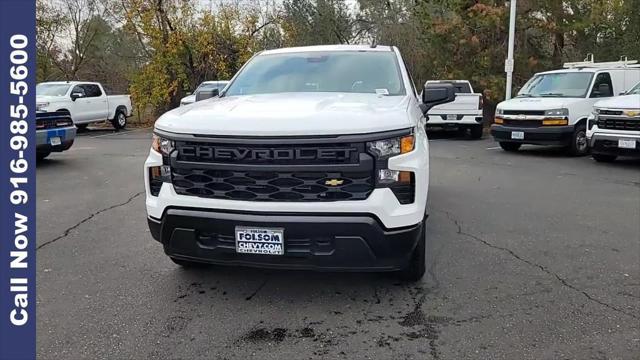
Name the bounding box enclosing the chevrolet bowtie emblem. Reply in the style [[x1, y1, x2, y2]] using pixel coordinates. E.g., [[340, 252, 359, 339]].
[[325, 179, 344, 186], [624, 110, 640, 117]]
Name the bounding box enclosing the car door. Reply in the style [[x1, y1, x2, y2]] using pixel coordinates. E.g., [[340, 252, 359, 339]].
[[577, 72, 615, 121], [85, 84, 109, 121], [70, 85, 91, 123]]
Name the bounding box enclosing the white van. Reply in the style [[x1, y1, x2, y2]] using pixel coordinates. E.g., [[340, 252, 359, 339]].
[[492, 58, 640, 155]]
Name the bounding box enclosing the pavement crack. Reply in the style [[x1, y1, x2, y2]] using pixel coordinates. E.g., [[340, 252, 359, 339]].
[[245, 277, 269, 301], [439, 210, 639, 320], [37, 191, 144, 251]]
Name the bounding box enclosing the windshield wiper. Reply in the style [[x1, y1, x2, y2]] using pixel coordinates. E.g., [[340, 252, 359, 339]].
[[516, 93, 533, 98]]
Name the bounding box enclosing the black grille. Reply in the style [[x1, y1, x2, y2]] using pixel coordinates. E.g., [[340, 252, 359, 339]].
[[172, 168, 374, 202], [503, 119, 542, 127], [597, 118, 640, 131], [599, 110, 623, 116], [503, 110, 545, 116], [197, 230, 333, 256]]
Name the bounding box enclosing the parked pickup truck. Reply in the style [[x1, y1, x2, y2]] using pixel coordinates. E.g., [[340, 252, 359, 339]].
[[424, 80, 484, 139], [36, 81, 133, 130], [492, 58, 640, 155], [36, 111, 76, 160], [144, 44, 456, 281], [587, 81, 640, 162]]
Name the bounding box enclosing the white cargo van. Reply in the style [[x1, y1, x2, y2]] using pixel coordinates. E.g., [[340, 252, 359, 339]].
[[492, 58, 640, 155]]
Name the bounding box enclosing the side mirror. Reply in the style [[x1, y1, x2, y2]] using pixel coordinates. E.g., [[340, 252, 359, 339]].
[[195, 88, 219, 102], [70, 92, 83, 101], [421, 84, 456, 115], [619, 91, 626, 96]]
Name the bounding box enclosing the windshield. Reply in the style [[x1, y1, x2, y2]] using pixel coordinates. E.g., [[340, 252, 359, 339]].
[[627, 82, 640, 95], [517, 72, 594, 98], [37, 83, 71, 96], [224, 51, 405, 96]]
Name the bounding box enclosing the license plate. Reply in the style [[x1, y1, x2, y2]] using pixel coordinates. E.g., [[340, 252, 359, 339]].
[[446, 114, 458, 121], [511, 131, 524, 140], [235, 227, 284, 255], [50, 137, 61, 146], [618, 139, 636, 149]]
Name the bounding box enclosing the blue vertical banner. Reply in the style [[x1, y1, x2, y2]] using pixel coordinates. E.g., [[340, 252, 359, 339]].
[[0, 0, 36, 359]]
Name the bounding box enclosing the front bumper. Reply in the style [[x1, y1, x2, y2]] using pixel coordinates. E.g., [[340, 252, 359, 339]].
[[589, 132, 640, 157], [491, 124, 573, 145], [148, 208, 424, 271], [36, 126, 76, 153]]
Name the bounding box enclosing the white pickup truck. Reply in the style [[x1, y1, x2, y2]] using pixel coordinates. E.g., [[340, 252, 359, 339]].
[[424, 80, 484, 139], [587, 81, 640, 162], [36, 81, 133, 130]]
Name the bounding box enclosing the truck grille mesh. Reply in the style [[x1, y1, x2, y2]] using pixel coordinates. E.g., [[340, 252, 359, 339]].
[[172, 168, 374, 202], [597, 118, 640, 131]]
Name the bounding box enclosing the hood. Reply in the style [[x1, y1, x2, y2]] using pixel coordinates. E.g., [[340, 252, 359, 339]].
[[497, 97, 585, 111], [36, 95, 66, 104], [594, 94, 640, 110], [180, 94, 196, 104], [156, 92, 412, 136]]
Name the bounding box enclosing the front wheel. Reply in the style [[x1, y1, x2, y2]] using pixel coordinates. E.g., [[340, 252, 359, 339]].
[[112, 110, 127, 130], [592, 153, 617, 163], [568, 124, 588, 156], [499, 142, 521, 152], [398, 221, 426, 282]]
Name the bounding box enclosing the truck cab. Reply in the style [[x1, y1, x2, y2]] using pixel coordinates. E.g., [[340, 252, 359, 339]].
[[492, 59, 640, 155]]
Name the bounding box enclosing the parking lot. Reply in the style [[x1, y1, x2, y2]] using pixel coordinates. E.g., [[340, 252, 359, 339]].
[[36, 128, 639, 359]]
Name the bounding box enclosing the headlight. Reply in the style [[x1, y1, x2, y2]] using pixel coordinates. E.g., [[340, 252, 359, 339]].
[[544, 108, 569, 117], [36, 102, 49, 111], [151, 134, 174, 156], [495, 108, 504, 116], [367, 134, 415, 159]]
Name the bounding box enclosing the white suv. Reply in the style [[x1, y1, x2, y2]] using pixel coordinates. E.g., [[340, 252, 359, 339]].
[[144, 45, 455, 281], [492, 59, 640, 155]]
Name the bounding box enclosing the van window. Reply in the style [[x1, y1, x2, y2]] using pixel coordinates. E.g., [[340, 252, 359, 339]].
[[590, 73, 613, 98]]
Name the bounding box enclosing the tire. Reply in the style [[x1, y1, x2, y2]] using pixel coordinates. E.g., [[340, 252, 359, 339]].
[[36, 151, 51, 161], [112, 109, 127, 130], [469, 124, 483, 139], [76, 124, 88, 131], [398, 220, 426, 282], [592, 153, 617, 163], [499, 142, 521, 152], [170, 257, 208, 268], [568, 124, 588, 156]]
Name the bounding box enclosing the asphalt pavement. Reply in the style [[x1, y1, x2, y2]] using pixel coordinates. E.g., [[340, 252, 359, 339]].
[[36, 127, 640, 360]]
